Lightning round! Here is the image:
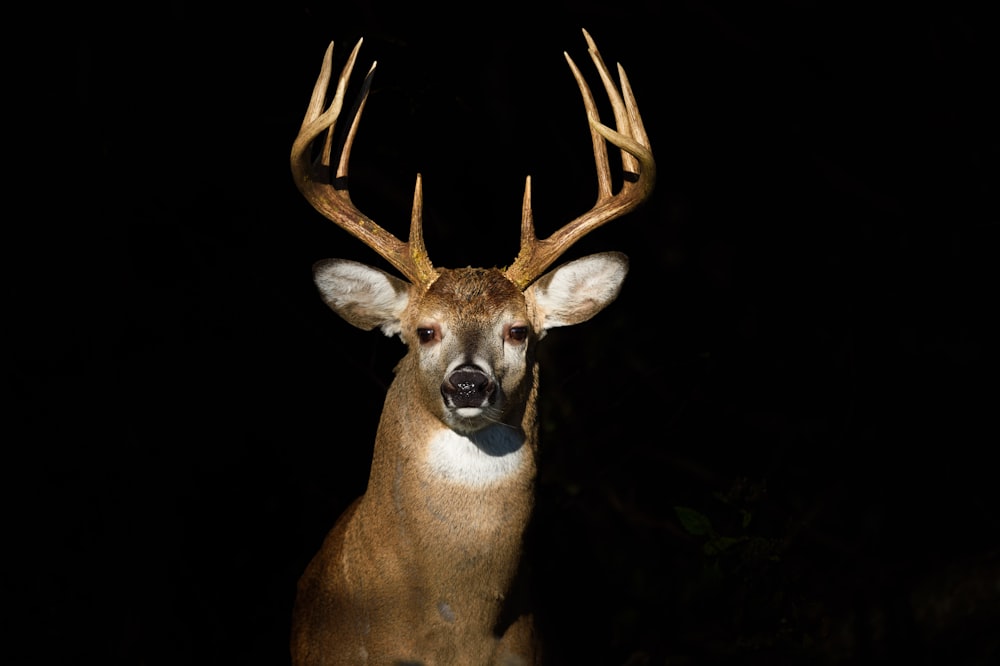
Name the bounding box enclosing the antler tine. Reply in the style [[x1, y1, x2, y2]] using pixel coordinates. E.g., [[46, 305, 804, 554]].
[[291, 40, 438, 288], [504, 29, 656, 290]]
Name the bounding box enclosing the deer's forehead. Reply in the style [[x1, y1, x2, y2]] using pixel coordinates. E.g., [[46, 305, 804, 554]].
[[411, 268, 527, 320]]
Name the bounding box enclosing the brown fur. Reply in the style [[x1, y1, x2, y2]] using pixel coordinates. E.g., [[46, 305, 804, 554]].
[[290, 31, 650, 665], [292, 268, 541, 665], [293, 254, 627, 665]]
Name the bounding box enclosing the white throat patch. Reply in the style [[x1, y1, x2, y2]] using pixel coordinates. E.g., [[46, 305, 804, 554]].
[[424, 425, 526, 487]]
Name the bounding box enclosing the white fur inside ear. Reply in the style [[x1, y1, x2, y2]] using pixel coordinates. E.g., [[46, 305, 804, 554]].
[[313, 259, 410, 336], [529, 252, 628, 330]]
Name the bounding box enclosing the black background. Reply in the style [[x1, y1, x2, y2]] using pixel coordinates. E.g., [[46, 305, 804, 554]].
[[8, 1, 998, 664]]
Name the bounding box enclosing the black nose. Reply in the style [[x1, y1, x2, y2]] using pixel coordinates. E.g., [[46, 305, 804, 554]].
[[441, 365, 495, 408]]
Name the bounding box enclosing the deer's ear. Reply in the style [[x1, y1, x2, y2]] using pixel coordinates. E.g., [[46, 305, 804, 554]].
[[313, 259, 411, 337], [526, 252, 628, 332]]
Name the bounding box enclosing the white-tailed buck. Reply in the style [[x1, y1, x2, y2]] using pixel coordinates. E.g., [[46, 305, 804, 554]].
[[290, 29, 654, 665]]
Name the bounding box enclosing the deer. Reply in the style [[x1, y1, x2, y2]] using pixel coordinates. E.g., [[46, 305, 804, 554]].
[[289, 29, 654, 665]]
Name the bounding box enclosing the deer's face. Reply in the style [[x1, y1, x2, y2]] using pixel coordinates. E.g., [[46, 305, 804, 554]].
[[401, 268, 534, 434], [314, 252, 628, 435]]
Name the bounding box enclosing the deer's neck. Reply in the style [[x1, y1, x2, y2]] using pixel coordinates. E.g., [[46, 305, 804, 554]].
[[357, 357, 539, 598]]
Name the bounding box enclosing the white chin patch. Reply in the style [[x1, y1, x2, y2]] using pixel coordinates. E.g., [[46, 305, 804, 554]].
[[454, 407, 484, 418], [424, 425, 526, 487]]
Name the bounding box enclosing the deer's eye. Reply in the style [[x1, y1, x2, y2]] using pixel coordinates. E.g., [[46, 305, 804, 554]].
[[417, 327, 438, 344], [507, 326, 529, 343]]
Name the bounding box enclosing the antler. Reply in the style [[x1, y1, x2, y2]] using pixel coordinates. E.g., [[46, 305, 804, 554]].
[[503, 29, 656, 290], [292, 32, 653, 291], [290, 40, 438, 288]]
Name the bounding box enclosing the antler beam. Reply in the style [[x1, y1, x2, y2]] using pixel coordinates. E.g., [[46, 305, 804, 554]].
[[504, 29, 656, 289], [290, 40, 438, 288]]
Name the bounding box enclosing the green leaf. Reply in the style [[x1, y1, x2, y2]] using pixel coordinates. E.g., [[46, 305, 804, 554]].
[[674, 506, 713, 536], [703, 535, 748, 557]]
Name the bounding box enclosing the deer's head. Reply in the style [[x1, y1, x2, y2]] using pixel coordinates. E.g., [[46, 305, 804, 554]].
[[292, 31, 654, 437]]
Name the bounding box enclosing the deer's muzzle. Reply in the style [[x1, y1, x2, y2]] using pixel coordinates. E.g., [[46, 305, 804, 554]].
[[441, 365, 495, 409]]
